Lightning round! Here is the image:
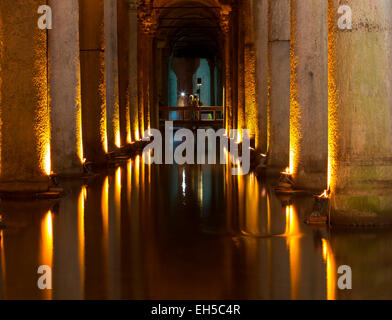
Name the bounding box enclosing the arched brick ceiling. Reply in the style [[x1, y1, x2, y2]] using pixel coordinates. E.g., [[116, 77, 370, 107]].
[[152, 0, 232, 58]]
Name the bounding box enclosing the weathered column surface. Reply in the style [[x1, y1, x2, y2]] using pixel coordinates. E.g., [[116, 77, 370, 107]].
[[80, 0, 107, 165], [118, 0, 131, 145], [49, 0, 84, 176], [244, 0, 257, 143], [129, 1, 139, 141], [0, 0, 50, 191], [254, 0, 268, 152], [329, 0, 392, 225], [221, 8, 233, 132], [266, 0, 290, 173], [290, 0, 328, 189], [105, 0, 120, 152]]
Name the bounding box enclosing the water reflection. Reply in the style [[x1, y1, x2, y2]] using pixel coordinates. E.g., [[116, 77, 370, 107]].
[[0, 157, 391, 299], [39, 211, 53, 300]]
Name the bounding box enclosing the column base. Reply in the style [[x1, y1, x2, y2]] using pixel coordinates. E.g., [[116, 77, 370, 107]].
[[0, 179, 50, 193], [331, 193, 392, 226], [294, 170, 327, 192]]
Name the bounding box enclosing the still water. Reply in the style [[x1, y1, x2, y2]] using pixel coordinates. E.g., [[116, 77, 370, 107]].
[[0, 154, 392, 300]]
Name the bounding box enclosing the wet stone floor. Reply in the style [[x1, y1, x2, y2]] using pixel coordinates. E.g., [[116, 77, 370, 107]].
[[0, 155, 391, 299]]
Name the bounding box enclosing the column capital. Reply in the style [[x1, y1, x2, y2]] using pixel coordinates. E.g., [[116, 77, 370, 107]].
[[138, 1, 158, 35], [128, 0, 138, 10], [219, 9, 231, 34]]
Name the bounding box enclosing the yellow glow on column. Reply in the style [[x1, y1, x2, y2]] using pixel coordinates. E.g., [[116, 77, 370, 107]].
[[135, 129, 140, 141], [126, 102, 132, 144], [115, 130, 121, 148], [289, 150, 295, 175], [44, 144, 51, 176], [37, 105, 51, 175], [322, 238, 336, 300], [285, 205, 301, 300], [76, 74, 84, 163], [327, 0, 338, 191], [40, 211, 53, 300], [114, 99, 121, 148], [35, 28, 51, 176], [99, 69, 108, 153], [101, 114, 108, 154], [77, 108, 84, 163], [289, 6, 302, 177]]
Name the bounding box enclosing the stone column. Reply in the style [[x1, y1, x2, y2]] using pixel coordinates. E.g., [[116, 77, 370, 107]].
[[266, 0, 290, 174], [138, 2, 157, 135], [244, 0, 257, 143], [137, 24, 145, 138], [49, 0, 84, 176], [0, 0, 50, 191], [237, 2, 246, 132], [254, 0, 268, 152], [290, 0, 328, 190], [79, 0, 107, 165], [118, 0, 131, 145], [128, 0, 139, 141], [221, 9, 233, 132], [105, 0, 120, 151], [328, 0, 392, 225]]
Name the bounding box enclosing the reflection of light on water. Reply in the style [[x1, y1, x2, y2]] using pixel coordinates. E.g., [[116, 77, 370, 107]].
[[40, 211, 53, 300], [0, 229, 6, 297], [116, 167, 122, 189], [78, 187, 86, 295], [127, 160, 132, 203], [322, 239, 336, 300], [135, 156, 140, 186], [115, 167, 122, 235], [102, 177, 109, 239], [284, 205, 301, 300], [198, 170, 203, 205], [182, 168, 186, 197], [266, 193, 271, 234], [244, 173, 259, 235]]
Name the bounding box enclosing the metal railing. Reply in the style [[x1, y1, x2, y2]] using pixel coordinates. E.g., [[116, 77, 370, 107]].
[[159, 106, 224, 122]]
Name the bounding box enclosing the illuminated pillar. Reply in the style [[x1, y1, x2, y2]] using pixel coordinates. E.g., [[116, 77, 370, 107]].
[[105, 0, 120, 151], [290, 0, 328, 189], [137, 23, 145, 138], [49, 0, 84, 176], [328, 0, 392, 225], [266, 0, 290, 172], [0, 0, 50, 191], [79, 0, 107, 165], [254, 0, 268, 152], [138, 2, 157, 135], [118, 0, 131, 145], [244, 0, 257, 143], [128, 1, 139, 141], [237, 1, 246, 131], [221, 8, 233, 132]]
